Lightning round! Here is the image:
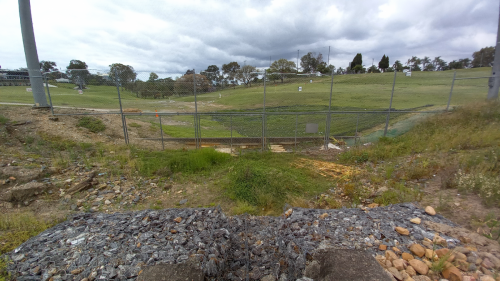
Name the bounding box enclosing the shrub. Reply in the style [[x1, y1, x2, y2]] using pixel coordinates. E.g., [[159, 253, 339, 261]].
[[77, 116, 106, 133]]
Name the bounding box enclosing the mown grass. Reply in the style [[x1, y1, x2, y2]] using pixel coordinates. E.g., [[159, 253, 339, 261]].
[[0, 68, 491, 112]]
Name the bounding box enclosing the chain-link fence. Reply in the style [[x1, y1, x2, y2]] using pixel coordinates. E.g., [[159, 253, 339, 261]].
[[0, 67, 494, 151]]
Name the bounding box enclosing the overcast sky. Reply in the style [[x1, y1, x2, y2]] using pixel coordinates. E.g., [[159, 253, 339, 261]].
[[1, 0, 498, 74]]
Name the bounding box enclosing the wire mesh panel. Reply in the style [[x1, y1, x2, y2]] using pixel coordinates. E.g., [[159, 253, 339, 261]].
[[451, 76, 491, 107]]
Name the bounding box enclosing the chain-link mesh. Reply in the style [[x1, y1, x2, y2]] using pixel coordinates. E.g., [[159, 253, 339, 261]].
[[2, 66, 489, 150]]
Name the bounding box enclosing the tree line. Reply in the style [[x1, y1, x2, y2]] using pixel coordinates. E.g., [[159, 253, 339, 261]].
[[346, 46, 494, 74]]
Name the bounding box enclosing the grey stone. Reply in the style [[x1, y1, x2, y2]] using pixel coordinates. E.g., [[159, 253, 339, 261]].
[[5, 182, 46, 202], [179, 199, 187, 205], [136, 260, 203, 281]]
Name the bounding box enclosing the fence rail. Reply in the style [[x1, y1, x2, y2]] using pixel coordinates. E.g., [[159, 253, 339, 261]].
[[1, 68, 493, 151]]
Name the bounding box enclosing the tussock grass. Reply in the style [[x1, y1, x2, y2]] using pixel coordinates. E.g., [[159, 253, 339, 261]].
[[77, 116, 106, 133], [0, 115, 8, 125], [341, 102, 500, 163], [135, 148, 231, 176], [0, 213, 62, 255]]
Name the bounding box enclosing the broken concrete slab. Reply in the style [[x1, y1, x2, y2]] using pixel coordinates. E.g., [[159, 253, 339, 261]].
[[3, 182, 47, 202], [0, 166, 41, 183], [305, 249, 392, 281]]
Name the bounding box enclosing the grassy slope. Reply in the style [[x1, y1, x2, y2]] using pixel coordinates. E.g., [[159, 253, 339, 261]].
[[0, 68, 491, 111]]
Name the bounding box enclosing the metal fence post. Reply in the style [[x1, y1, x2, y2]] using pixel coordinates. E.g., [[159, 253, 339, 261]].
[[446, 71, 456, 111], [230, 115, 233, 153], [355, 113, 360, 144], [159, 115, 165, 150], [325, 71, 334, 149], [193, 69, 199, 149], [384, 70, 397, 137], [114, 69, 128, 144], [295, 114, 298, 150], [43, 74, 54, 115], [262, 71, 267, 152]]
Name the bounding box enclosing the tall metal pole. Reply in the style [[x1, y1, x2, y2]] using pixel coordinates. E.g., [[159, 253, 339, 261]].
[[297, 50, 299, 73], [230, 115, 233, 153], [488, 3, 500, 100], [384, 70, 397, 137], [446, 71, 456, 111], [18, 0, 49, 107], [262, 72, 267, 152], [328, 46, 330, 66]]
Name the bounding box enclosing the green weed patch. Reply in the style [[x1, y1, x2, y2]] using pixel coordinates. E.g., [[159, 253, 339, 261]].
[[77, 116, 106, 133]]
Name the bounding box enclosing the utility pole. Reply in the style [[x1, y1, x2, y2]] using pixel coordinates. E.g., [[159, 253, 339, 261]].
[[297, 50, 299, 73], [480, 51, 484, 67], [488, 2, 500, 100], [328, 46, 330, 66], [19, 0, 49, 107]]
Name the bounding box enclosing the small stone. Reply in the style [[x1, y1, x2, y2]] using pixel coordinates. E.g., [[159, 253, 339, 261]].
[[104, 200, 111, 205], [433, 235, 447, 247], [386, 250, 399, 261], [393, 259, 405, 271], [405, 266, 416, 276], [425, 249, 436, 259], [409, 259, 429, 275], [396, 227, 409, 235], [442, 266, 462, 281], [261, 275, 276, 281], [425, 206, 436, 215], [459, 236, 472, 244], [379, 245, 387, 251], [388, 267, 403, 280], [9, 176, 16, 181], [410, 244, 425, 258], [402, 253, 414, 261], [174, 217, 182, 223], [179, 199, 187, 205], [71, 268, 83, 275], [435, 248, 449, 258], [284, 208, 293, 217], [170, 229, 177, 234], [481, 258, 494, 269], [454, 252, 467, 261], [392, 247, 401, 254], [480, 276, 495, 281], [455, 259, 469, 271], [319, 213, 328, 219], [410, 218, 421, 224], [412, 276, 431, 281]]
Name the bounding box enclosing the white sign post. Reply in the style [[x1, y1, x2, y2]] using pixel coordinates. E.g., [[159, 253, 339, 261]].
[[298, 87, 302, 91]]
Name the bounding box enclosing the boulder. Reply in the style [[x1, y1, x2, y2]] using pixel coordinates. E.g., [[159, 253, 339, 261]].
[[3, 182, 46, 202]]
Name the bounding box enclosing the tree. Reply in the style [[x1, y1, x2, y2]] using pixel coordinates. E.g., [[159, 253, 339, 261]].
[[421, 57, 431, 71], [201, 65, 220, 85], [448, 60, 464, 69], [174, 74, 211, 95], [424, 64, 436, 71], [408, 56, 422, 71], [352, 65, 365, 73], [269, 59, 297, 83], [300, 52, 323, 73], [367, 65, 381, 73], [148, 72, 158, 82], [378, 55, 389, 72], [269, 59, 296, 73], [39, 61, 57, 73], [236, 65, 257, 86], [433, 57, 447, 71], [222, 62, 240, 81], [472, 46, 495, 67], [459, 58, 471, 69], [394, 60, 404, 72], [350, 53, 363, 70], [109, 63, 137, 84], [317, 62, 335, 74], [336, 67, 345, 75], [66, 60, 89, 89]]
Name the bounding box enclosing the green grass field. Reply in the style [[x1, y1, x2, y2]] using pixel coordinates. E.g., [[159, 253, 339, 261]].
[[0, 68, 492, 139]]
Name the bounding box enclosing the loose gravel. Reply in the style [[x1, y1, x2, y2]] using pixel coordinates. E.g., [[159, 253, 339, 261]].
[[6, 203, 460, 280]]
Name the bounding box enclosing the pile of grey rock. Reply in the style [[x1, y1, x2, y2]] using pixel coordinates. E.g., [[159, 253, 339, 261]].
[[6, 203, 459, 280]]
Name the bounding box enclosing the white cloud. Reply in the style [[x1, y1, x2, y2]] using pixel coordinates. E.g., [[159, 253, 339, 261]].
[[0, 0, 497, 72]]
